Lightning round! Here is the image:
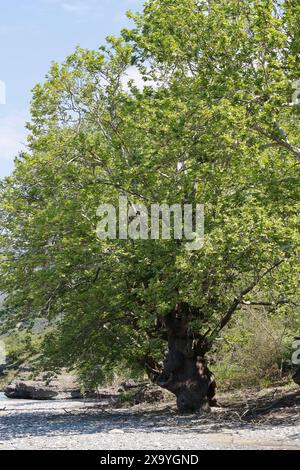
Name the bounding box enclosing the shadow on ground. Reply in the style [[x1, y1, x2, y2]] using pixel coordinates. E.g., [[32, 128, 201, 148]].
[[0, 388, 299, 443]]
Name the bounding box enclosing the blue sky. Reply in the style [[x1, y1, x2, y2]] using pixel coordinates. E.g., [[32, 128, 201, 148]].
[[0, 0, 143, 178]]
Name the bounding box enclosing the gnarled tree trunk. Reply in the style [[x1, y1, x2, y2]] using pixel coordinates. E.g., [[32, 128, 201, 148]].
[[154, 302, 216, 412], [293, 367, 300, 386]]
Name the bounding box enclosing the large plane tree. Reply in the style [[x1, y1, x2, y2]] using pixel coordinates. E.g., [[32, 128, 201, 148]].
[[0, 0, 299, 411]]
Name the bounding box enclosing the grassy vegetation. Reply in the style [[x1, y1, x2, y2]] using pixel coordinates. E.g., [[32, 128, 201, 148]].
[[0, 331, 44, 388], [4, 331, 42, 363], [211, 308, 298, 390]]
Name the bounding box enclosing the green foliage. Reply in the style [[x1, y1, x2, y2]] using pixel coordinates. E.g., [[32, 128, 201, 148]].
[[212, 306, 299, 389], [4, 331, 42, 364], [0, 0, 299, 386]]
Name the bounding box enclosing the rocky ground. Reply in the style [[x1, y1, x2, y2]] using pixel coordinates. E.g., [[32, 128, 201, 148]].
[[0, 385, 299, 450]]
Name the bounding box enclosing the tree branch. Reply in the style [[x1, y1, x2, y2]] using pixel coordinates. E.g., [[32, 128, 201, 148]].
[[216, 258, 285, 333], [253, 123, 300, 161], [241, 299, 300, 307]]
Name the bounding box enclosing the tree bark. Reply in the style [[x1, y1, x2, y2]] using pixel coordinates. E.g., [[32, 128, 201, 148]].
[[155, 302, 216, 412], [293, 367, 300, 386]]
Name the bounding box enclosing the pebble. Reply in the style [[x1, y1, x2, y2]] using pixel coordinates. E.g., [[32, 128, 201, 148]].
[[0, 398, 299, 450]]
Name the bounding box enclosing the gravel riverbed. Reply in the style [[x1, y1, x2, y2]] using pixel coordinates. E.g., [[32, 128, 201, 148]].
[[0, 397, 300, 450]]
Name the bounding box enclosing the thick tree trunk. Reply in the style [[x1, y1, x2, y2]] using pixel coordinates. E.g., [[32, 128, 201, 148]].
[[293, 367, 300, 386], [155, 302, 216, 412]]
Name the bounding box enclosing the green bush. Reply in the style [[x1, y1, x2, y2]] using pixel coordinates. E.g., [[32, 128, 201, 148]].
[[211, 308, 297, 389], [5, 332, 42, 364]]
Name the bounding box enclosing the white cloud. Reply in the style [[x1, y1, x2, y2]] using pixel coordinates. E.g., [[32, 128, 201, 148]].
[[0, 81, 6, 105], [42, 0, 103, 15], [122, 66, 156, 92], [0, 115, 27, 163], [42, 0, 142, 16], [122, 67, 145, 91], [61, 2, 92, 13]]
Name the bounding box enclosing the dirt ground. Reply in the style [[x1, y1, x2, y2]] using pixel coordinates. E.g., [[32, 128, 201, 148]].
[[0, 383, 299, 450]]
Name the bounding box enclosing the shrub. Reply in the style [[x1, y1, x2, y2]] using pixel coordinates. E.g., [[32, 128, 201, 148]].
[[211, 308, 296, 389]]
